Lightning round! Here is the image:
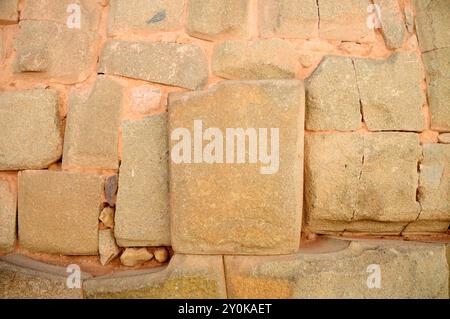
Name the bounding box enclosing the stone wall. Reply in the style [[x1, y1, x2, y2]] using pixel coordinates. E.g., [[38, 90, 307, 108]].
[[0, 0, 449, 298]]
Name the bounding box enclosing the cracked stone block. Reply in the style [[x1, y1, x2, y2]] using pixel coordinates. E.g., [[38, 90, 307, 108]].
[[423, 48, 450, 131], [187, 0, 249, 40], [414, 0, 450, 52], [115, 114, 169, 247], [212, 39, 299, 80], [169, 80, 304, 255], [438, 133, 450, 144], [354, 53, 426, 131], [18, 170, 104, 255], [14, 20, 98, 84], [258, 0, 318, 39], [374, 0, 406, 49], [0, 0, 18, 24], [84, 254, 227, 298], [319, 0, 374, 43], [305, 220, 408, 235], [0, 254, 90, 298], [63, 77, 123, 170], [108, 0, 185, 36], [418, 144, 450, 221], [225, 240, 449, 298], [0, 89, 62, 170], [306, 56, 361, 131], [0, 180, 16, 253], [99, 40, 208, 90], [403, 220, 450, 234]]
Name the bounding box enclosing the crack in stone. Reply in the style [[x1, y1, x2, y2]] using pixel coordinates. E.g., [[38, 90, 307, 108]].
[[316, 0, 321, 30]]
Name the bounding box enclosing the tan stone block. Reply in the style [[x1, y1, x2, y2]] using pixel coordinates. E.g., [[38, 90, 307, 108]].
[[212, 39, 299, 80], [0, 89, 62, 170], [0, 180, 16, 253], [169, 80, 304, 255], [0, 0, 18, 24], [99, 207, 115, 228], [375, 0, 406, 49], [99, 229, 120, 266], [438, 133, 450, 144], [120, 248, 153, 267], [18, 170, 104, 255], [402, 220, 450, 234], [84, 254, 227, 298]]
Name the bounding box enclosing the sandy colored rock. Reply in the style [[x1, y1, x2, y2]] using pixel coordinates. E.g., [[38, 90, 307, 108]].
[[306, 56, 361, 131], [187, 0, 249, 40], [104, 174, 118, 206], [374, 0, 406, 49], [99, 207, 115, 229], [18, 170, 104, 255], [63, 77, 123, 169], [422, 48, 450, 131], [225, 240, 449, 298], [438, 134, 450, 144], [258, 0, 318, 39], [418, 144, 450, 221], [129, 85, 162, 114], [414, 0, 450, 52], [14, 20, 98, 84], [354, 53, 425, 131], [169, 80, 304, 255], [319, 0, 374, 42], [0, 0, 17, 24], [0, 89, 62, 170], [120, 248, 153, 267], [402, 220, 450, 234], [99, 40, 208, 90], [99, 229, 120, 266], [305, 219, 408, 235], [212, 39, 299, 80], [115, 114, 170, 247], [0, 180, 16, 253], [108, 0, 184, 35], [154, 248, 169, 263], [84, 254, 226, 298]]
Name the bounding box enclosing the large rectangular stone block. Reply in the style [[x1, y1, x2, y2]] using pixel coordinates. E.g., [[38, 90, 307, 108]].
[[169, 80, 305, 255], [18, 170, 104, 255], [0, 179, 16, 253], [0, 0, 18, 24]]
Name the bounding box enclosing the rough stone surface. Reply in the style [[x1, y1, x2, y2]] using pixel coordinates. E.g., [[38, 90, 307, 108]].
[[306, 220, 409, 235], [212, 39, 299, 80], [0, 0, 18, 24], [63, 77, 123, 169], [225, 240, 449, 298], [187, 0, 249, 40], [154, 248, 169, 263], [414, 0, 450, 52], [0, 89, 62, 170], [115, 114, 170, 247], [14, 20, 98, 84], [169, 80, 304, 255], [418, 144, 450, 221], [129, 85, 162, 114], [403, 220, 450, 234], [18, 170, 104, 255], [99, 40, 208, 90], [99, 229, 120, 266], [84, 254, 226, 298], [354, 53, 425, 131], [108, 0, 185, 35], [374, 0, 406, 49], [0, 255, 88, 298], [0, 180, 16, 253], [438, 133, 450, 144], [306, 56, 361, 131], [319, 0, 373, 42], [120, 248, 153, 267], [99, 207, 115, 229], [422, 48, 450, 131], [258, 0, 318, 39], [104, 174, 118, 206]]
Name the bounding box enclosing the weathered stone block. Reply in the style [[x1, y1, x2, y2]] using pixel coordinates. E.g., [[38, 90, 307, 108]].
[[423, 48, 450, 131], [0, 89, 62, 170], [306, 56, 361, 131], [212, 39, 299, 80], [99, 229, 120, 266], [438, 133, 450, 144], [418, 144, 450, 221], [84, 254, 226, 298], [374, 0, 406, 49], [120, 248, 153, 267], [14, 20, 98, 83], [354, 53, 425, 131], [187, 0, 249, 40], [169, 80, 304, 255], [115, 114, 169, 247], [99, 40, 208, 90], [0, 0, 18, 24], [63, 77, 123, 170], [402, 220, 450, 234], [258, 0, 318, 39], [108, 0, 185, 35], [225, 240, 449, 298], [0, 180, 16, 253], [18, 170, 104, 255]]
